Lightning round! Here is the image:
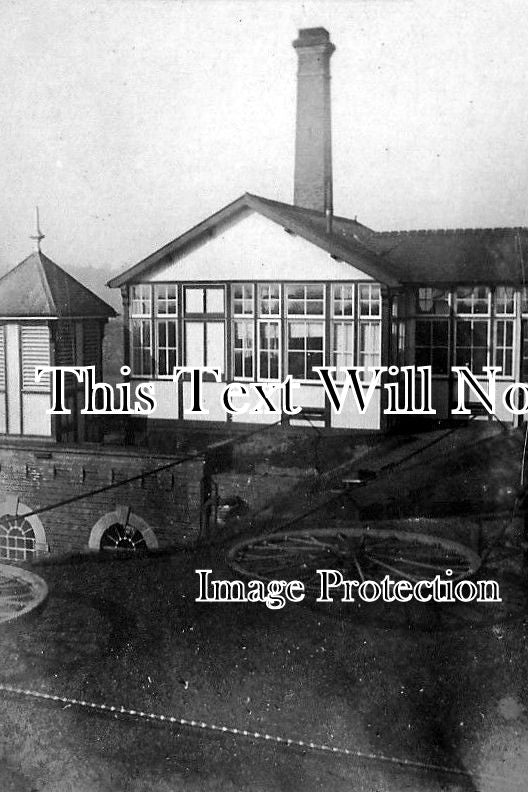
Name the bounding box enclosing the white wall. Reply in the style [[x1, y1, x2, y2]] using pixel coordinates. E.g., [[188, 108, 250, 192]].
[[22, 393, 51, 436], [148, 212, 373, 283], [5, 324, 21, 434]]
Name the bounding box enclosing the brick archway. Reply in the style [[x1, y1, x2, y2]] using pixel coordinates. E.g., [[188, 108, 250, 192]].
[[88, 506, 158, 551], [0, 495, 48, 560]]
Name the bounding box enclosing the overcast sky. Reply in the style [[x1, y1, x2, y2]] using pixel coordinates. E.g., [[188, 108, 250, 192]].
[[1, 0, 528, 276]]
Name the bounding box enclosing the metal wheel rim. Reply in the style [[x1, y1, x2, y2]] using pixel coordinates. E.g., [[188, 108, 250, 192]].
[[227, 527, 481, 589], [0, 563, 48, 625]]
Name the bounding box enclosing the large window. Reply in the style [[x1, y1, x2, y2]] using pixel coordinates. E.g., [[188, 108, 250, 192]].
[[156, 320, 178, 377], [184, 286, 225, 374], [131, 319, 152, 377], [286, 285, 324, 380], [332, 284, 354, 377], [258, 284, 280, 380], [130, 284, 177, 377], [358, 285, 381, 371], [0, 514, 35, 561], [455, 287, 490, 374], [232, 285, 254, 379], [127, 280, 389, 385], [155, 285, 178, 377], [495, 319, 514, 377]]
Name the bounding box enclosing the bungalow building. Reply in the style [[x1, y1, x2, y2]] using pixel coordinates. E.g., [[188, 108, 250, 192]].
[[108, 27, 528, 434]]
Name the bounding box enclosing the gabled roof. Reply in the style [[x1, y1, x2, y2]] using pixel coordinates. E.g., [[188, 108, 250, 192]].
[[107, 190, 528, 290], [366, 227, 528, 285], [0, 251, 116, 319], [107, 193, 402, 288]]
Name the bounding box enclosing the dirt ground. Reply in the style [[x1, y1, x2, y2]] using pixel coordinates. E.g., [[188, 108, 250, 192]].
[[0, 543, 527, 792]]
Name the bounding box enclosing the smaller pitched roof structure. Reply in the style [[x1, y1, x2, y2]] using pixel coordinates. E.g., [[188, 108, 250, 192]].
[[0, 251, 116, 319]]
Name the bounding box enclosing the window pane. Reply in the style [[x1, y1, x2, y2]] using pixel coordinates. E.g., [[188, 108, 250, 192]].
[[259, 321, 280, 379], [233, 284, 254, 316], [287, 285, 304, 300], [155, 285, 177, 315], [473, 321, 488, 346], [432, 321, 449, 345], [359, 284, 381, 317], [417, 287, 449, 315], [288, 352, 305, 379], [185, 322, 204, 366], [206, 288, 224, 314], [233, 320, 254, 379], [287, 321, 323, 380], [359, 321, 381, 369], [473, 348, 487, 372], [333, 321, 354, 374], [130, 285, 151, 316], [186, 288, 203, 313], [455, 286, 489, 315], [333, 285, 354, 316], [457, 320, 472, 346], [415, 320, 431, 346], [131, 318, 152, 376], [206, 322, 225, 372], [258, 284, 280, 316], [157, 319, 178, 376], [286, 285, 324, 316], [495, 286, 514, 315]]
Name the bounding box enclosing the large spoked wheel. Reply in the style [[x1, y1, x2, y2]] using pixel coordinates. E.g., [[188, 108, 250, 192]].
[[0, 564, 48, 625], [227, 527, 489, 631], [228, 527, 480, 589]]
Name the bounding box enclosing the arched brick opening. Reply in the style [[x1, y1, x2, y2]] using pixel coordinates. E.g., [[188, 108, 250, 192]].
[[0, 495, 48, 561], [88, 505, 158, 551]]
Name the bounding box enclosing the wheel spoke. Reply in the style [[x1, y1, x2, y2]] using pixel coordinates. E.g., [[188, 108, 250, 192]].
[[228, 527, 480, 595]]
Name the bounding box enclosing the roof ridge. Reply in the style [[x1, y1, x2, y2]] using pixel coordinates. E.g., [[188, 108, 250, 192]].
[[246, 193, 373, 231], [39, 252, 116, 314], [376, 226, 528, 236], [34, 251, 57, 314]]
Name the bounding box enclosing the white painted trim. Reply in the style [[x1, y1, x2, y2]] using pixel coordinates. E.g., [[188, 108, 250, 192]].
[[88, 506, 158, 550]]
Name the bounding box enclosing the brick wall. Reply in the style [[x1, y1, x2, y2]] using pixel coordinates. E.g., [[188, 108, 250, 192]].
[[0, 442, 205, 557]]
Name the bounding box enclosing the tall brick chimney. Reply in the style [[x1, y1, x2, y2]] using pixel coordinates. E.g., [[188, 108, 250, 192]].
[[292, 27, 335, 216]]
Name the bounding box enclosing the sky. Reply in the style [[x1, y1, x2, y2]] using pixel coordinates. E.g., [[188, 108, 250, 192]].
[[1, 0, 528, 276]]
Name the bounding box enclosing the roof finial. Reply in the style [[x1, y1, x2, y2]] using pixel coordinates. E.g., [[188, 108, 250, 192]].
[[30, 206, 45, 252]]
